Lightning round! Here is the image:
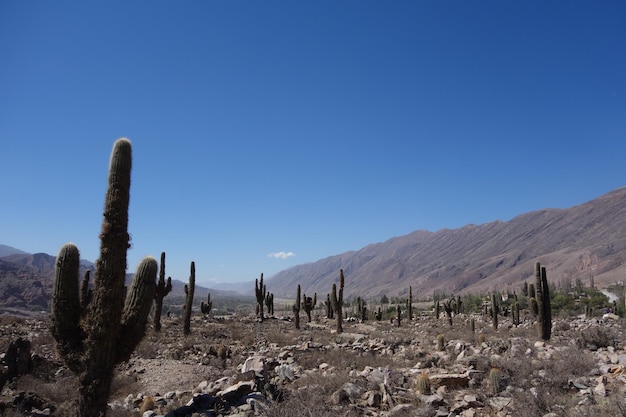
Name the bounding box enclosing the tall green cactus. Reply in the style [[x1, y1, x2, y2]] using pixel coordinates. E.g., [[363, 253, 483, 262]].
[[293, 284, 301, 329], [183, 261, 195, 335], [535, 262, 552, 340], [255, 273, 266, 322], [50, 138, 157, 417], [330, 269, 345, 333], [153, 252, 172, 332]]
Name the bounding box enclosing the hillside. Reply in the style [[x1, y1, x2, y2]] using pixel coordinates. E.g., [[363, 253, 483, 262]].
[[266, 186, 626, 299], [0, 252, 232, 313]]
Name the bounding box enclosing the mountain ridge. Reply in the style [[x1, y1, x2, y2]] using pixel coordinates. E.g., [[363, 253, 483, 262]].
[[265, 186, 626, 299], [3, 186, 626, 309]]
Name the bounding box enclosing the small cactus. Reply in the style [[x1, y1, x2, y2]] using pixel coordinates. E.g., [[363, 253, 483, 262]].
[[416, 373, 431, 395], [469, 317, 475, 333], [436, 333, 445, 351], [488, 367, 504, 395]]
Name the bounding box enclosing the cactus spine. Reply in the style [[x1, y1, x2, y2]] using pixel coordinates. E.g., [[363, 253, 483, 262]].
[[330, 269, 345, 333], [535, 262, 552, 340], [183, 261, 195, 335], [255, 273, 266, 322], [293, 284, 301, 329], [153, 252, 172, 332], [50, 139, 157, 417], [201, 293, 213, 315]]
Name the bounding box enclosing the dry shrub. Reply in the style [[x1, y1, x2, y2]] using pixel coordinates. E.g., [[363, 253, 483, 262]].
[[577, 326, 618, 350], [261, 373, 358, 417]]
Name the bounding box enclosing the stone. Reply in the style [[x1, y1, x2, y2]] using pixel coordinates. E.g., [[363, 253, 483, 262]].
[[429, 373, 470, 389], [241, 355, 266, 374]]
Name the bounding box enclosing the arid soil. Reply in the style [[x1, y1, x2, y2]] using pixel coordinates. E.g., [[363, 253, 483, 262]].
[[2, 311, 626, 417]]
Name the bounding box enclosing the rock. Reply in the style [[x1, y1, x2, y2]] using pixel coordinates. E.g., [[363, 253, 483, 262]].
[[218, 380, 255, 403], [429, 373, 470, 389], [365, 390, 382, 407], [593, 382, 607, 397], [241, 355, 266, 374]]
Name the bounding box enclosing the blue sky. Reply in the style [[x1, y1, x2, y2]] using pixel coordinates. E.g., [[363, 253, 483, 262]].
[[1, 1, 624, 287]]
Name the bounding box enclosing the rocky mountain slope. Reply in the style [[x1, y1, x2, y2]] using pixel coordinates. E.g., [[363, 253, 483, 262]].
[[4, 186, 626, 309], [267, 187, 626, 299], [0, 252, 221, 313]]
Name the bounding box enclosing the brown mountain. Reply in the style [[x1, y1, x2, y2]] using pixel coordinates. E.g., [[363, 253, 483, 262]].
[[267, 186, 626, 300], [0, 252, 237, 313]]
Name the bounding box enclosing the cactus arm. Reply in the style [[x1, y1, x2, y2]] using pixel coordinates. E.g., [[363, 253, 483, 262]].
[[79, 270, 91, 309], [51, 243, 84, 372], [117, 256, 157, 362]]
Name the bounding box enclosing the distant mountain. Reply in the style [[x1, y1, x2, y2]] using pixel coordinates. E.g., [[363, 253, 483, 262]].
[[0, 250, 240, 312], [0, 244, 28, 258], [266, 186, 626, 300]]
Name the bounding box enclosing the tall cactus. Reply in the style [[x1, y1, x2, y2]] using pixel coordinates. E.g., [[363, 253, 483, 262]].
[[325, 293, 333, 319], [183, 261, 195, 335], [535, 262, 552, 340], [293, 284, 301, 329], [406, 286, 413, 321], [50, 138, 157, 417], [255, 273, 266, 322], [265, 292, 274, 316], [302, 292, 317, 322], [201, 293, 213, 315], [490, 293, 499, 329], [153, 251, 172, 332], [330, 269, 345, 333]]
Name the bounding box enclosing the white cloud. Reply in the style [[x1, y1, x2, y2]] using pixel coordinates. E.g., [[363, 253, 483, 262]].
[[267, 251, 296, 259]]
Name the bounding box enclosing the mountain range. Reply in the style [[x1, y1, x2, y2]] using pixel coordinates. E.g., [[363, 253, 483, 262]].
[[2, 186, 626, 310], [265, 186, 626, 300]]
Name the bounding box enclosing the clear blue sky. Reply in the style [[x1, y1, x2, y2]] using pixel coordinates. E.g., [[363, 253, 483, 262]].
[[1, 1, 624, 287]]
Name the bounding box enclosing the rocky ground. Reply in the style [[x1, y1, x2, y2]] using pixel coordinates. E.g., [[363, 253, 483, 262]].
[[1, 311, 626, 417]]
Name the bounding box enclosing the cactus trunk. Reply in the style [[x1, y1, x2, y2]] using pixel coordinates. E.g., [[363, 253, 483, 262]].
[[330, 270, 345, 333], [535, 262, 552, 340], [183, 262, 196, 335]]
